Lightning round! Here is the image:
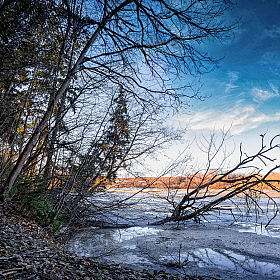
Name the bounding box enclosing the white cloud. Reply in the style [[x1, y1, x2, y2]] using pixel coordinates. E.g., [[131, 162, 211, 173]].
[[259, 52, 280, 67], [228, 71, 240, 82], [173, 104, 280, 136], [264, 25, 280, 38], [251, 84, 279, 103], [224, 71, 240, 94], [269, 82, 279, 95]]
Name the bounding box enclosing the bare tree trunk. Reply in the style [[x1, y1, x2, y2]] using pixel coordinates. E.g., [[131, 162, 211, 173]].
[[44, 92, 66, 178], [1, 78, 71, 196], [0, 0, 134, 200]]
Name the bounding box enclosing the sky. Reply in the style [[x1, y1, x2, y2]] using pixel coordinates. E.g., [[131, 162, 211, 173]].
[[146, 0, 280, 176]]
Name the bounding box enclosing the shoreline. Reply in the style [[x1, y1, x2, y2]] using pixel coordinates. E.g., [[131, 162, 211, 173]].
[[67, 221, 280, 280], [0, 209, 214, 280]]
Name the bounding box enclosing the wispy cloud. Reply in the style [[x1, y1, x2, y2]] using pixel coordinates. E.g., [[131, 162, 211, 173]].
[[259, 52, 280, 67], [264, 25, 280, 38], [173, 104, 280, 135], [251, 83, 279, 103], [224, 71, 240, 94]]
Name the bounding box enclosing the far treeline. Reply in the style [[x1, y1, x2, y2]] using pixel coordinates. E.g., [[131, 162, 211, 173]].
[[0, 0, 280, 233], [110, 173, 280, 190]]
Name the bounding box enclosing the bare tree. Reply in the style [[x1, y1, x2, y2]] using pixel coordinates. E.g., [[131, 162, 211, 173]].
[[0, 0, 237, 201], [46, 87, 175, 226], [153, 132, 280, 226]]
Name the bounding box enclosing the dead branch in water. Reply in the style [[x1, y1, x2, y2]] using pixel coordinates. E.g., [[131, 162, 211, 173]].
[[153, 133, 280, 226]]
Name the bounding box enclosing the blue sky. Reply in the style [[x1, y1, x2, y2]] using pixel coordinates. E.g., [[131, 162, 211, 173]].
[[151, 0, 280, 175], [182, 0, 280, 136]]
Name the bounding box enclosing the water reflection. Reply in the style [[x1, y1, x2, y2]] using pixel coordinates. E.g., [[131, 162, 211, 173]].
[[68, 224, 280, 279], [69, 226, 163, 258], [158, 247, 280, 278], [67, 188, 280, 279], [194, 248, 280, 277]]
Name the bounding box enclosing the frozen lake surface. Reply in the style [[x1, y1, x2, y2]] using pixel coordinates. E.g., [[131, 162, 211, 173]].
[[67, 188, 280, 279]]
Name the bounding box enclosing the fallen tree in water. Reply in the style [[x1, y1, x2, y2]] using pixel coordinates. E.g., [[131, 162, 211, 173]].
[[153, 133, 280, 227]]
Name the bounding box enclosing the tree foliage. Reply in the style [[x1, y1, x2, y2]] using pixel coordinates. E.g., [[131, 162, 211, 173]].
[[0, 0, 239, 227], [102, 87, 130, 178]]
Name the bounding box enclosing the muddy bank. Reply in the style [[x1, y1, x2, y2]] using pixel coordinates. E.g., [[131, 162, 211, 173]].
[[66, 188, 280, 279], [0, 209, 211, 280], [67, 222, 280, 280]]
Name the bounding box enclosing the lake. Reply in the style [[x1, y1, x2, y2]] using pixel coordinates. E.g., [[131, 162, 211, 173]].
[[67, 188, 280, 279]]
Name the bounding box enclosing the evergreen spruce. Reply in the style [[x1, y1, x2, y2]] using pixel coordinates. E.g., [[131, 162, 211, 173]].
[[102, 86, 130, 179]]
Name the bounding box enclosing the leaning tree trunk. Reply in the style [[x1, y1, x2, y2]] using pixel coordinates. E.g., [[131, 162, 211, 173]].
[[0, 0, 133, 202]]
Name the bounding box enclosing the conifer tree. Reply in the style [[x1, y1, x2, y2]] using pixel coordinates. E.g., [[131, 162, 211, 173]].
[[101, 86, 130, 179]]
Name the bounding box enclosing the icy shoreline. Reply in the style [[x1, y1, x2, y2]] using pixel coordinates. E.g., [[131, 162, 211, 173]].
[[68, 222, 280, 279], [67, 188, 280, 279]]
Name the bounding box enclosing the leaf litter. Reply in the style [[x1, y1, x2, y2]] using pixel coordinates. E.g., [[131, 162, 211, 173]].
[[0, 207, 215, 280]]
